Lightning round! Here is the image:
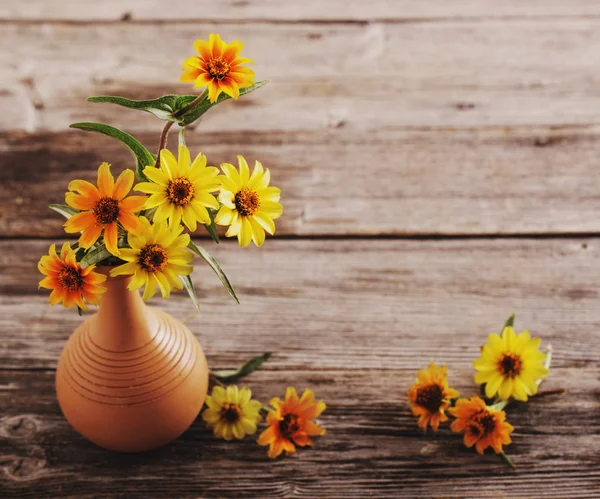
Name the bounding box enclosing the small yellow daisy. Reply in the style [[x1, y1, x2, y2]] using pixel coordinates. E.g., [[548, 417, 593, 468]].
[[202, 385, 262, 440]]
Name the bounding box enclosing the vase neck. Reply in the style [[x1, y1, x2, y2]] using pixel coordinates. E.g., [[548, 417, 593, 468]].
[[89, 273, 159, 351]]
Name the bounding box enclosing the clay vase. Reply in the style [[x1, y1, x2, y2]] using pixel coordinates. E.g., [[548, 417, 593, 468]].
[[55, 269, 208, 452]]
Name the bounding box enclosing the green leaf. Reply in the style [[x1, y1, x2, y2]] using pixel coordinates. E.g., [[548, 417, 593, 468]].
[[179, 275, 201, 314], [503, 314, 515, 330], [203, 209, 220, 244], [69, 122, 155, 181], [188, 240, 239, 304], [86, 95, 180, 122], [212, 353, 271, 382], [80, 244, 112, 268], [49, 203, 78, 220], [176, 81, 267, 127], [77, 306, 83, 317]]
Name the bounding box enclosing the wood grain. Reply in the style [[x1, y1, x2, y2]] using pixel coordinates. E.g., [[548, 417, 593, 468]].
[[1, 367, 597, 499], [2, 238, 599, 371], [3, 126, 600, 238], [3, 22, 600, 133], [3, 0, 600, 21]]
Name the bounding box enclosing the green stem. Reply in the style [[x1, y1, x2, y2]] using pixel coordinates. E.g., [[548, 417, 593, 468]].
[[498, 451, 516, 469], [208, 371, 225, 387]]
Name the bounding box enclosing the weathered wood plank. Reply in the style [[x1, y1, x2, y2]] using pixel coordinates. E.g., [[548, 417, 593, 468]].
[[3, 22, 600, 132], [0, 368, 598, 498], [3, 127, 600, 238], [2, 0, 600, 21], [1, 238, 599, 370]]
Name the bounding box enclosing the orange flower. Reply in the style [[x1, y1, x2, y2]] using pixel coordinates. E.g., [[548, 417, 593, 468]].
[[408, 363, 459, 431], [38, 242, 107, 309], [63, 163, 147, 256], [181, 33, 255, 103], [449, 396, 514, 455], [257, 387, 326, 459]]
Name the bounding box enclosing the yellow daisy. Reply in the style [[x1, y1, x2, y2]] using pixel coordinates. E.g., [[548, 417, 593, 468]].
[[215, 155, 282, 247], [202, 385, 262, 440], [136, 145, 221, 232], [407, 363, 459, 432], [473, 326, 549, 401], [180, 33, 255, 103], [109, 217, 194, 301]]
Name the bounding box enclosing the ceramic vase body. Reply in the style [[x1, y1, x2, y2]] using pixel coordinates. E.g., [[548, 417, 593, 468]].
[[55, 272, 208, 452]]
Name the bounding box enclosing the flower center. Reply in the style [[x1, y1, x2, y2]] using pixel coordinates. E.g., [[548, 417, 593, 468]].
[[234, 187, 260, 217], [93, 197, 120, 225], [498, 353, 522, 378], [415, 384, 444, 414], [467, 410, 497, 438], [220, 403, 241, 423], [279, 413, 300, 439], [207, 57, 230, 80], [57, 267, 83, 292], [166, 177, 195, 206], [138, 244, 168, 272]]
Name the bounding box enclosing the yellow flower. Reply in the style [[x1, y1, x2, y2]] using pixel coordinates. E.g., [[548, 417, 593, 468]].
[[38, 242, 107, 309], [63, 162, 147, 256], [257, 387, 325, 459], [407, 363, 459, 432], [136, 145, 221, 232], [215, 156, 282, 247], [202, 385, 262, 440], [110, 217, 194, 301], [449, 396, 514, 455], [181, 33, 255, 103], [473, 326, 549, 401]]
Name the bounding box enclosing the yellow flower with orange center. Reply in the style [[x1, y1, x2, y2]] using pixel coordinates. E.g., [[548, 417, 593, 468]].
[[63, 163, 147, 256], [257, 387, 326, 459], [181, 33, 255, 103], [38, 242, 107, 309], [110, 217, 194, 301], [449, 396, 514, 455], [202, 385, 262, 441], [408, 363, 459, 432], [215, 156, 282, 247], [473, 326, 549, 401], [135, 145, 221, 231]]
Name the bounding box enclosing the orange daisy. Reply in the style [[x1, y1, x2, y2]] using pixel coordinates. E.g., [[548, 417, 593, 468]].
[[408, 363, 459, 432], [38, 242, 107, 309], [181, 33, 255, 103], [449, 396, 514, 455], [63, 163, 147, 256], [257, 387, 326, 459]]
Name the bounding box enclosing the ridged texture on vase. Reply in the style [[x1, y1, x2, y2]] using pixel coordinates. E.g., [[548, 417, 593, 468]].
[[55, 273, 208, 452]]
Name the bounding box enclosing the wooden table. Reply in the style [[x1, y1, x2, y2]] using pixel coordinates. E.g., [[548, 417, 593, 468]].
[[1, 2, 599, 497]]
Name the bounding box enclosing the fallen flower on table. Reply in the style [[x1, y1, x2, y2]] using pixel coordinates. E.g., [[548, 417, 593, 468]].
[[448, 395, 514, 457], [407, 362, 459, 432], [258, 387, 326, 459], [202, 385, 262, 441]]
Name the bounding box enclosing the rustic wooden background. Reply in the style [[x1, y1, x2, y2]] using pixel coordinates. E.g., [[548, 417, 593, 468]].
[[1, 1, 600, 498]]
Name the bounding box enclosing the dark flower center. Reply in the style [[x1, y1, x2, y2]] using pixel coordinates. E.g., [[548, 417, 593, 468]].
[[234, 188, 260, 217], [138, 244, 168, 272], [498, 353, 522, 378], [166, 177, 195, 206], [220, 404, 241, 423], [207, 57, 230, 80], [93, 197, 120, 225], [467, 410, 497, 438], [415, 384, 444, 414], [57, 267, 84, 292], [279, 413, 300, 439]]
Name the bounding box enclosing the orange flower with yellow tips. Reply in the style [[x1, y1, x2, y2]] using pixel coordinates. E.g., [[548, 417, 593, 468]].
[[408, 363, 459, 431], [64, 163, 147, 256], [257, 387, 326, 459], [449, 396, 514, 455], [181, 33, 255, 103], [38, 242, 107, 309]]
